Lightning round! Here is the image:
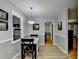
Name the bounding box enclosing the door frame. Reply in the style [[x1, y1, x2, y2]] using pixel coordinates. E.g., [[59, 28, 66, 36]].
[[44, 22, 53, 44]]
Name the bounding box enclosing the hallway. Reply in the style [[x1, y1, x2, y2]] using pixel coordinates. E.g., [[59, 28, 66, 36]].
[[16, 45, 70, 59], [45, 35, 53, 44]]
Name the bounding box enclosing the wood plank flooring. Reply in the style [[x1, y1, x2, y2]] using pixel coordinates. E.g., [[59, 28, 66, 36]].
[[16, 45, 70, 59], [69, 38, 78, 59], [45, 36, 53, 44]]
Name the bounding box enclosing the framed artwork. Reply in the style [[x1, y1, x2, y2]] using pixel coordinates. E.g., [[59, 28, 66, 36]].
[[33, 24, 39, 30], [0, 22, 8, 31], [0, 9, 8, 20], [58, 22, 62, 30], [0, 9, 8, 31], [12, 15, 21, 41]]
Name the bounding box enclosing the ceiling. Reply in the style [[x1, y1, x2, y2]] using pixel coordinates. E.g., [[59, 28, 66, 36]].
[[10, 0, 77, 17]]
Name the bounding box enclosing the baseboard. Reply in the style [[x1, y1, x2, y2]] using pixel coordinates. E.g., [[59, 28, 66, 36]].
[[12, 53, 20, 59], [0, 39, 11, 44], [54, 43, 68, 54], [12, 39, 20, 44]]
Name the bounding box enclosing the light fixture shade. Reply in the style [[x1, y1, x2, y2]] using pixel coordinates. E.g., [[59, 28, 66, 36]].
[[27, 21, 35, 24]]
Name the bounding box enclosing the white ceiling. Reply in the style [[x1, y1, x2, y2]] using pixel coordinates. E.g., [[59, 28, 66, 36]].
[[10, 0, 77, 17]]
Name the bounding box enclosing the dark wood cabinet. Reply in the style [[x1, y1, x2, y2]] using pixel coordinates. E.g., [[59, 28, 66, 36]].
[[68, 30, 73, 50]]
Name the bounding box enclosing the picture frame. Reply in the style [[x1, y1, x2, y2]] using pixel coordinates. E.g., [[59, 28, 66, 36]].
[[58, 22, 62, 30], [0, 9, 8, 31], [12, 15, 21, 41], [33, 24, 39, 30], [0, 9, 8, 20], [0, 21, 8, 31]]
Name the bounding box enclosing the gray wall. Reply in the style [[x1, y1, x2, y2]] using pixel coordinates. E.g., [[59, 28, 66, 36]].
[[54, 10, 68, 53], [27, 18, 45, 45], [0, 0, 27, 59], [54, 35, 65, 50], [0, 40, 20, 59], [0, 0, 27, 42]]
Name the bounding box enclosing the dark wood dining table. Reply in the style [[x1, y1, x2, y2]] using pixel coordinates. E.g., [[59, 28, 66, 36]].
[[21, 36, 37, 59]]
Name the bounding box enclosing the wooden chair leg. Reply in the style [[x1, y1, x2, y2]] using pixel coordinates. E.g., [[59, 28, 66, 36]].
[[21, 45, 24, 59], [35, 44, 36, 59]]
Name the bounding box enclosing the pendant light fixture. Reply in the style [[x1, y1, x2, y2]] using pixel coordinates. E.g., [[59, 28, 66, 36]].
[[27, 7, 35, 24]]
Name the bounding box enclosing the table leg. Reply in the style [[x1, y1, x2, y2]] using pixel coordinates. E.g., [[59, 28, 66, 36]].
[[35, 44, 37, 59], [21, 44, 24, 59]]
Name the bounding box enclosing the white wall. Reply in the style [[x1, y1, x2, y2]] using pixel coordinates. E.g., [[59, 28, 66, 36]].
[[54, 9, 68, 53], [0, 0, 27, 59]]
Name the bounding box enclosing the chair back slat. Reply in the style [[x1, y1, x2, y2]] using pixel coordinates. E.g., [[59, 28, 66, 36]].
[[21, 39, 34, 42], [21, 38, 34, 44]]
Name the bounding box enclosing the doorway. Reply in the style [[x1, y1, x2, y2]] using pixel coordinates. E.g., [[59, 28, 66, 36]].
[[45, 22, 53, 45]]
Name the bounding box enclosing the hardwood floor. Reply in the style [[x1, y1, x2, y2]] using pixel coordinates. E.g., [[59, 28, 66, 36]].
[[45, 36, 53, 44], [69, 38, 78, 59], [16, 45, 70, 59], [69, 49, 77, 59]]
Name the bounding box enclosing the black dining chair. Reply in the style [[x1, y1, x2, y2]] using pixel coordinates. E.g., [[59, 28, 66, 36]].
[[21, 38, 36, 59]]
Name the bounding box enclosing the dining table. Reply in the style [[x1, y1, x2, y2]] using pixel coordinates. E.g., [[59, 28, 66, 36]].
[[21, 35, 39, 59]]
